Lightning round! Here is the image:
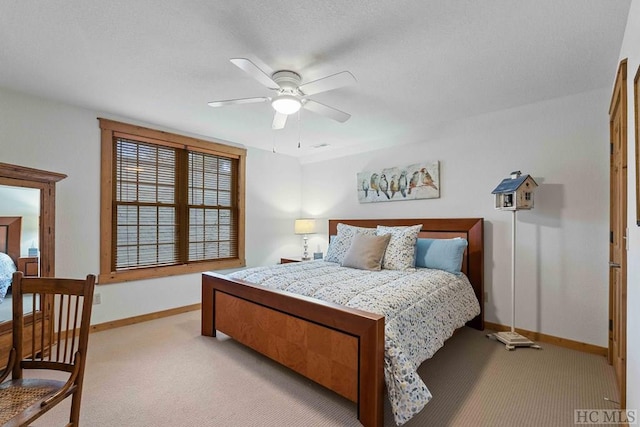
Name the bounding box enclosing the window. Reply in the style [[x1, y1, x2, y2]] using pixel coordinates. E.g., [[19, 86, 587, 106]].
[[99, 119, 246, 283]]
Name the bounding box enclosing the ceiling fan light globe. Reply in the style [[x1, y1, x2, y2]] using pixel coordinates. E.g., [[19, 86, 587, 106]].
[[271, 95, 301, 115]]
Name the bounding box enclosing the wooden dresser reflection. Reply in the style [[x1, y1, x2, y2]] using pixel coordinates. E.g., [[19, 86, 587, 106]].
[[17, 257, 39, 277]]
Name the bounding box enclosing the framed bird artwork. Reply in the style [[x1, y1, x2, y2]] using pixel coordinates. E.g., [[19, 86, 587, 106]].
[[357, 161, 440, 203]]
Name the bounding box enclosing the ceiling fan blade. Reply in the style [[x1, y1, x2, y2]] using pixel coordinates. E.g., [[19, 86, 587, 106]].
[[230, 58, 279, 90], [303, 99, 351, 123], [207, 97, 269, 108], [298, 71, 356, 96], [272, 111, 288, 129]]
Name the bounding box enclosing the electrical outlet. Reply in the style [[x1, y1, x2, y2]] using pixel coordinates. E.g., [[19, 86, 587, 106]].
[[484, 292, 489, 303], [93, 293, 101, 305]]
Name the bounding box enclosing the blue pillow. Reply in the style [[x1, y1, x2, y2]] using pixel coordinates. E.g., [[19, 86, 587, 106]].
[[415, 238, 467, 274]]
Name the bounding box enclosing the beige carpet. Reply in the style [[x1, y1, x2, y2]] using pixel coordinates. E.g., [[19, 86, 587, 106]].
[[29, 310, 618, 426]]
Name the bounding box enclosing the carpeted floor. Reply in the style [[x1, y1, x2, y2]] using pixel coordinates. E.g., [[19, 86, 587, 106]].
[[30, 310, 618, 426]]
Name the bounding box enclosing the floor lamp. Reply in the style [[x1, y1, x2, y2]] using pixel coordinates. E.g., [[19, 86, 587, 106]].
[[489, 171, 541, 351]]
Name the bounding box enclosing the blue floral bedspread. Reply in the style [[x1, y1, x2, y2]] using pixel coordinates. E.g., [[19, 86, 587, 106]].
[[228, 260, 480, 425], [0, 252, 17, 302]]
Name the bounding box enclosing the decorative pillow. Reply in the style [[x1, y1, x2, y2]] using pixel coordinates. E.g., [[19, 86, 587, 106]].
[[0, 252, 17, 301], [376, 224, 422, 270], [341, 233, 391, 271], [415, 237, 468, 274], [325, 223, 377, 264]]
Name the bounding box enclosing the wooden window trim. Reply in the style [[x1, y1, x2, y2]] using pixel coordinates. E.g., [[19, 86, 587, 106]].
[[98, 119, 246, 284]]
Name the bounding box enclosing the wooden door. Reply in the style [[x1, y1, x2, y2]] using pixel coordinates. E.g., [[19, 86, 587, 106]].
[[608, 59, 627, 407]]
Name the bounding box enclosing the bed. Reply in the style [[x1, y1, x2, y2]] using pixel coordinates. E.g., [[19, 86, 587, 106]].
[[202, 218, 484, 427], [0, 217, 21, 302]]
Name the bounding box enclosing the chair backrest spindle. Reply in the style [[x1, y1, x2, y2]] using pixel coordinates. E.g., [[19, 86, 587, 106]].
[[69, 295, 81, 362], [63, 294, 71, 362], [57, 294, 64, 361]]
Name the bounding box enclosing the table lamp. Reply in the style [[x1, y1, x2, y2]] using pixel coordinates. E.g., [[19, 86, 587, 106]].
[[294, 219, 316, 260]]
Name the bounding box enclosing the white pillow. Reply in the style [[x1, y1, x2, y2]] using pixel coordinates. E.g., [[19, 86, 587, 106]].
[[376, 224, 422, 270], [325, 223, 377, 264]]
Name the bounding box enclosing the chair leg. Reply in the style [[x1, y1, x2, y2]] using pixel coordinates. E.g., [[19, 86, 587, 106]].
[[69, 390, 82, 426]]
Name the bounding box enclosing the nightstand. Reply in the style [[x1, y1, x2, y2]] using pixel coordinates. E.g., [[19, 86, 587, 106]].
[[17, 257, 39, 277], [280, 257, 307, 264]]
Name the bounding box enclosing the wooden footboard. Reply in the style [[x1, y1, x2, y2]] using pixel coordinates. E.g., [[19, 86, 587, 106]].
[[202, 272, 385, 427]]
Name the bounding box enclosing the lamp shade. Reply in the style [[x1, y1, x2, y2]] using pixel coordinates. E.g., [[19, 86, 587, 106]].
[[294, 219, 316, 235], [272, 95, 302, 115]]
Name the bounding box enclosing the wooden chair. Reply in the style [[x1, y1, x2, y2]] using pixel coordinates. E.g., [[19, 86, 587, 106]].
[[0, 271, 95, 426]]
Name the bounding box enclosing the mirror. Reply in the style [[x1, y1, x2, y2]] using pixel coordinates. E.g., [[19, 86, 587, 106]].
[[0, 186, 40, 322], [0, 162, 66, 336]]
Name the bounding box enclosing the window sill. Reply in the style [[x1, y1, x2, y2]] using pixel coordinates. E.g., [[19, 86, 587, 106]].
[[98, 258, 245, 284]]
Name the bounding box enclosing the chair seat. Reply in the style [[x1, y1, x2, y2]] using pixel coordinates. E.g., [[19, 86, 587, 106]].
[[0, 378, 68, 425]]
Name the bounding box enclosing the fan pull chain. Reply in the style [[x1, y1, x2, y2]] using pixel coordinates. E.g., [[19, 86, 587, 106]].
[[272, 128, 277, 153], [297, 110, 301, 149]]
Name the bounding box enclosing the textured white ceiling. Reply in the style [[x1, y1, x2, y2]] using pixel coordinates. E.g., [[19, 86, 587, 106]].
[[0, 1, 631, 162]]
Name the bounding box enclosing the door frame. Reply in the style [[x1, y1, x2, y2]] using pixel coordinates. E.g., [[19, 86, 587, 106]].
[[608, 58, 627, 408]]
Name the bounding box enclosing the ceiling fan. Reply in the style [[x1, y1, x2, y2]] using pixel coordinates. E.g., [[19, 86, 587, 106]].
[[208, 58, 356, 130]]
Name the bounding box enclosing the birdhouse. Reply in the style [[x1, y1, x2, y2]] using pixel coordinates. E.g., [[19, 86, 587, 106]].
[[492, 171, 538, 210]]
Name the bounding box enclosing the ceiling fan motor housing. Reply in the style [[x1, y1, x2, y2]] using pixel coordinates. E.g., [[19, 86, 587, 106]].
[[272, 70, 302, 95]]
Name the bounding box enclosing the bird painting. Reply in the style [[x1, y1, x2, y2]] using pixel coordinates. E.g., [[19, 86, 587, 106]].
[[390, 174, 399, 198], [357, 162, 439, 203], [408, 171, 420, 195], [398, 171, 408, 197], [370, 173, 380, 196], [420, 168, 438, 190], [379, 174, 390, 199]]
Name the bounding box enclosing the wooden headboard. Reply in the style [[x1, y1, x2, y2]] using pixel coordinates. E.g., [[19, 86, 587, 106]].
[[0, 216, 21, 266], [328, 218, 484, 330]]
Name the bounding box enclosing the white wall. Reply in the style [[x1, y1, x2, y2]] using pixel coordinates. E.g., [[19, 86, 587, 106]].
[[0, 86, 302, 325], [302, 88, 610, 347], [18, 214, 38, 257], [0, 186, 40, 256], [617, 0, 640, 412]]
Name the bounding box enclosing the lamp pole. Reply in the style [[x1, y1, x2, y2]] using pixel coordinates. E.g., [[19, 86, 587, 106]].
[[511, 209, 516, 334]]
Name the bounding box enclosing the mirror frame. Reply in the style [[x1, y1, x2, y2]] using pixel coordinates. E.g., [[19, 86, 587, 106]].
[[0, 162, 66, 331]]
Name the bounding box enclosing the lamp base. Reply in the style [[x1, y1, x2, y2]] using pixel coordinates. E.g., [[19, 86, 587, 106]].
[[487, 331, 541, 351], [302, 235, 309, 260]]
